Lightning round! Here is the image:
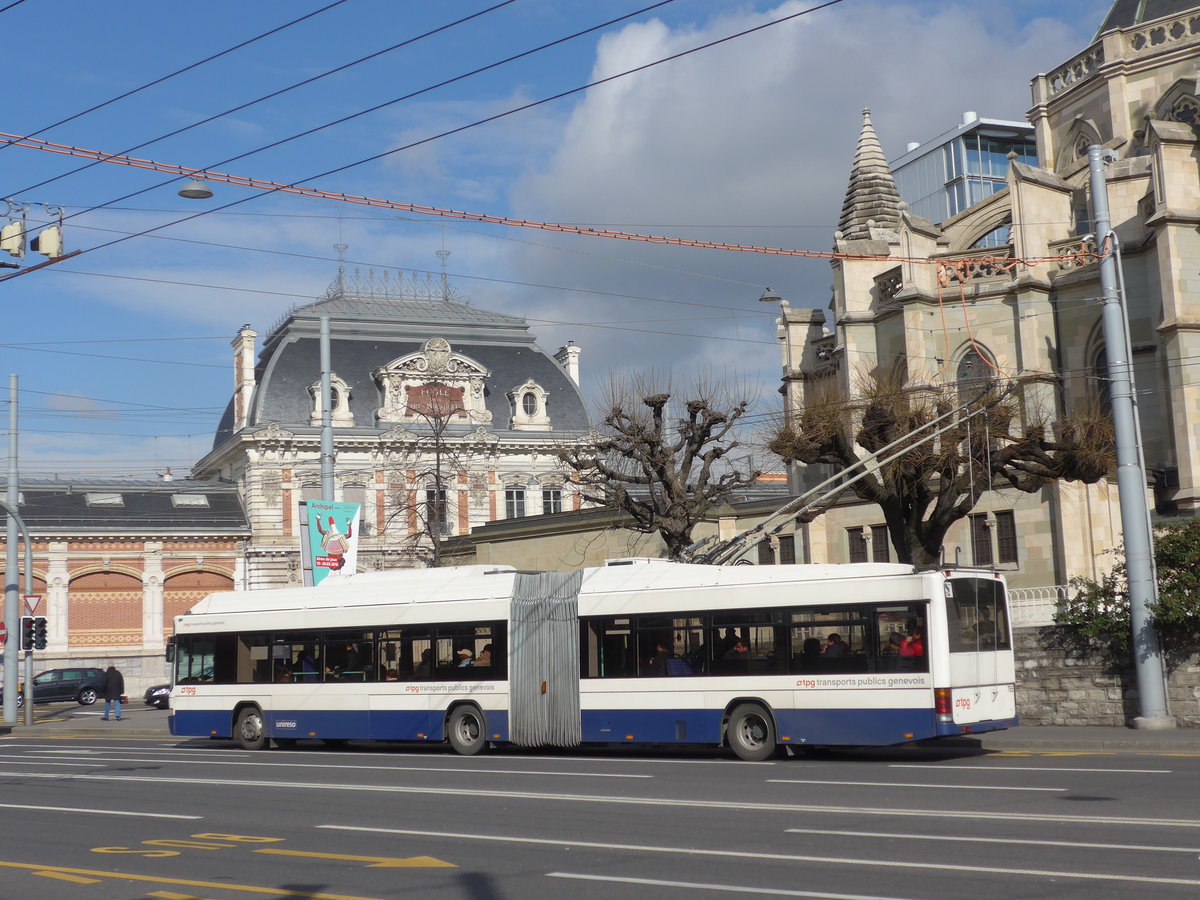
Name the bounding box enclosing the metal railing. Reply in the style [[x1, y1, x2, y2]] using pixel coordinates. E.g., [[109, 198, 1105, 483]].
[[1009, 584, 1069, 628]]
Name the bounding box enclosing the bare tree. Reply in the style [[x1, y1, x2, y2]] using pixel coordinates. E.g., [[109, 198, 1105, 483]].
[[768, 365, 1113, 567], [383, 395, 473, 568], [559, 373, 759, 560]]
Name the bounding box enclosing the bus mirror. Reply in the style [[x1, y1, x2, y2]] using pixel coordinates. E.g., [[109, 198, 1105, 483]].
[[165, 644, 175, 663]]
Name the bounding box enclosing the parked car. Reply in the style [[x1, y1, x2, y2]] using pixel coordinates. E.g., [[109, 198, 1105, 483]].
[[144, 684, 170, 709], [0, 667, 106, 708]]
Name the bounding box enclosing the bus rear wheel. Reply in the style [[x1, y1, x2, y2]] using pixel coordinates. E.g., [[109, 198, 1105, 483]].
[[234, 707, 268, 751], [447, 705, 486, 756], [726, 703, 776, 762]]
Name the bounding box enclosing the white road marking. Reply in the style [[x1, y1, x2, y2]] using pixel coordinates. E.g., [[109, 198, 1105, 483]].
[[888, 763, 1171, 774], [548, 872, 911, 899], [0, 760, 104, 767], [8, 770, 1200, 830], [766, 778, 1064, 792], [784, 826, 1200, 853], [0, 752, 649, 779], [0, 802, 200, 819], [315, 827, 1200, 887]]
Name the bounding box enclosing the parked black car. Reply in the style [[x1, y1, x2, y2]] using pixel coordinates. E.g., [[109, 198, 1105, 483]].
[[0, 667, 106, 708], [144, 684, 170, 709]]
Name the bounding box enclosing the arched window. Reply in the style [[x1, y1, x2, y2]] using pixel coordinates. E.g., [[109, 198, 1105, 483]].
[[956, 348, 993, 402]]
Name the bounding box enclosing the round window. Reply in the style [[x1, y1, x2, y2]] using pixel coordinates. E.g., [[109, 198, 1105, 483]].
[[522, 392, 538, 415]]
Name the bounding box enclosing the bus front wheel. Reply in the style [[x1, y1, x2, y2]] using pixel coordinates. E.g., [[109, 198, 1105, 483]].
[[234, 707, 268, 751], [726, 703, 776, 762], [447, 705, 486, 756]]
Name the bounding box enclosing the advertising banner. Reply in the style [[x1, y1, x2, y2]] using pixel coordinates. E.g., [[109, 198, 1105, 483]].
[[300, 500, 361, 586]]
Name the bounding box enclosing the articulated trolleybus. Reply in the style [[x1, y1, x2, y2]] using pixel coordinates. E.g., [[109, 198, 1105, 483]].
[[169, 560, 1017, 760]]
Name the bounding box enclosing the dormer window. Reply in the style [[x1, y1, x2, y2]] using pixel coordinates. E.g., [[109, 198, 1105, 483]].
[[85, 492, 124, 507], [509, 379, 551, 431], [309, 373, 354, 426]]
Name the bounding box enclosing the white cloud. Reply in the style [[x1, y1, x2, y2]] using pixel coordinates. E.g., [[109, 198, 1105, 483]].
[[504, 1, 1090, 402]]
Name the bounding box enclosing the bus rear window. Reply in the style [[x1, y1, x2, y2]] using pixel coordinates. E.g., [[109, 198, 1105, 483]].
[[946, 578, 1011, 652]]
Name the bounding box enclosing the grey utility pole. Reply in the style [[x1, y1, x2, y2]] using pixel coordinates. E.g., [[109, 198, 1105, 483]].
[[4, 375, 19, 724], [319, 314, 335, 499], [1087, 145, 1173, 728]]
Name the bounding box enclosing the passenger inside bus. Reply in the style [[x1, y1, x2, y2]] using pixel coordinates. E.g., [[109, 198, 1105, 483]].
[[643, 640, 669, 676], [474, 644, 493, 667], [414, 648, 434, 679]]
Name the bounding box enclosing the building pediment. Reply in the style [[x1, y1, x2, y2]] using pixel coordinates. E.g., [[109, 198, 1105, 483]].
[[373, 337, 493, 425]]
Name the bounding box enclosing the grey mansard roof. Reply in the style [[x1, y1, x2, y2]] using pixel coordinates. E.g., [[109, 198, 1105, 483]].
[[212, 270, 590, 448]]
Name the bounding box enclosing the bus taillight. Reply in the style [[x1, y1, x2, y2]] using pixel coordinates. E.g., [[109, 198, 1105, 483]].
[[934, 688, 952, 722]]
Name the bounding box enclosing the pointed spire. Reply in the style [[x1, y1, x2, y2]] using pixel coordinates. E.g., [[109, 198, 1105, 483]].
[[837, 108, 901, 241]]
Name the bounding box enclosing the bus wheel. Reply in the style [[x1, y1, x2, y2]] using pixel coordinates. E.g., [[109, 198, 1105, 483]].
[[234, 707, 267, 751], [726, 703, 776, 762], [273, 738, 298, 750], [447, 705, 486, 756]]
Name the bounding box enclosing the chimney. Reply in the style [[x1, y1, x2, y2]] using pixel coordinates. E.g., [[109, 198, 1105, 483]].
[[232, 324, 258, 431], [554, 341, 581, 386]]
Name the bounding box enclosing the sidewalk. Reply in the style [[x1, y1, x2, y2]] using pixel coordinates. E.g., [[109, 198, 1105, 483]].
[[2, 706, 1197, 752]]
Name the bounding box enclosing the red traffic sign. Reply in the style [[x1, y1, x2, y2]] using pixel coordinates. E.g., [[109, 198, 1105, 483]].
[[23, 595, 40, 615], [0, 621, 6, 646]]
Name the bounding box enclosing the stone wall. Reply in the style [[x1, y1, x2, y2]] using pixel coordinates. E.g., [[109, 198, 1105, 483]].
[[1014, 627, 1200, 727]]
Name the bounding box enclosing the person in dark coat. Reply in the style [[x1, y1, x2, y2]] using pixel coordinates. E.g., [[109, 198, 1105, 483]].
[[101, 663, 125, 721]]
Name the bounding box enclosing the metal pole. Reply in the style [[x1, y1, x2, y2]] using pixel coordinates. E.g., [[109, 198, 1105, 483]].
[[1087, 145, 1173, 728], [319, 315, 334, 500], [3, 375, 18, 724]]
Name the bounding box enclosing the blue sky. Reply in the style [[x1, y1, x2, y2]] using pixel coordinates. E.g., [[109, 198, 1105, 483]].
[[0, 0, 1101, 478]]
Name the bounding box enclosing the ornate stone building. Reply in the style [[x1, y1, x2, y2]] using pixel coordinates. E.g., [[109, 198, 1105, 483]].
[[192, 267, 592, 589], [774, 2, 1200, 602]]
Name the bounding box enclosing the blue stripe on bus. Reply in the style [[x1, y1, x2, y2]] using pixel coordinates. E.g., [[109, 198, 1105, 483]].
[[581, 707, 941, 746], [172, 705, 1013, 747], [170, 708, 512, 743]]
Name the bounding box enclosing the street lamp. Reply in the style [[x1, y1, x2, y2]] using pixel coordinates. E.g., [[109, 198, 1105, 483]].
[[178, 177, 214, 200]]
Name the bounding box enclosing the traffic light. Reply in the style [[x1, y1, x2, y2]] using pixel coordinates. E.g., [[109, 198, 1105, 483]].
[[20, 616, 33, 651], [32, 617, 47, 651]]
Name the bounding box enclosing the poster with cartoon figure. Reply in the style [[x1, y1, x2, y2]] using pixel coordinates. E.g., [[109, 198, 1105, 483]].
[[301, 500, 361, 586]]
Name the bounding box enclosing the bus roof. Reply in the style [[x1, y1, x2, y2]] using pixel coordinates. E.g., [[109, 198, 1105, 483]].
[[184, 565, 518, 616]]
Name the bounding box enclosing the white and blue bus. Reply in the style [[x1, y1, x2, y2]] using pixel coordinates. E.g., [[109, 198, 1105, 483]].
[[169, 559, 1017, 760]]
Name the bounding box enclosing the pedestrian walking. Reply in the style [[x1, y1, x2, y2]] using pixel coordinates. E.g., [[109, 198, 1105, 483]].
[[101, 663, 125, 720]]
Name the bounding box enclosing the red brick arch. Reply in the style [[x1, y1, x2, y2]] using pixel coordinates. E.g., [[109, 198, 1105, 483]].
[[69, 571, 142, 648], [164, 570, 234, 638]]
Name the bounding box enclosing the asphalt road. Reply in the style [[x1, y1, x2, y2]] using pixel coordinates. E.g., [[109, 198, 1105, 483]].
[[1, 709, 1199, 899]]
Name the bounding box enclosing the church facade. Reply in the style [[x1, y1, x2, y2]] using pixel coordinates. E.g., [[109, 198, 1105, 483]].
[[192, 268, 592, 589], [774, 2, 1200, 601]]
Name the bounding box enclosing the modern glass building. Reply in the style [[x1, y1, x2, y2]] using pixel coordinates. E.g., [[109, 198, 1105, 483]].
[[890, 112, 1036, 245]]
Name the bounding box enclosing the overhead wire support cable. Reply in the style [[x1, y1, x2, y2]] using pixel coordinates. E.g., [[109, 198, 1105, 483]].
[[0, 0, 843, 282], [0, 0, 354, 158], [6, 0, 523, 196]]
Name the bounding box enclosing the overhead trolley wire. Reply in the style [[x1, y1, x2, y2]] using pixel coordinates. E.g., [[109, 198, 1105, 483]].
[[6, 0, 523, 197], [0, 0, 845, 283], [0, 0, 354, 158]]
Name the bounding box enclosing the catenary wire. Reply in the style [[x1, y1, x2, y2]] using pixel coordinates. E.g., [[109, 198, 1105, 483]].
[[0, 1, 354, 158], [5, 0, 525, 196], [0, 0, 849, 284]]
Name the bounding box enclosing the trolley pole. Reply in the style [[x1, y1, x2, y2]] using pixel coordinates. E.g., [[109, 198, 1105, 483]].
[[1087, 145, 1173, 728]]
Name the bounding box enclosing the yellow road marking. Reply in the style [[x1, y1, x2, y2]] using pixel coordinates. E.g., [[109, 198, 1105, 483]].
[[255, 848, 455, 868], [149, 893, 211, 900], [34, 870, 100, 884], [0, 860, 387, 899]]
